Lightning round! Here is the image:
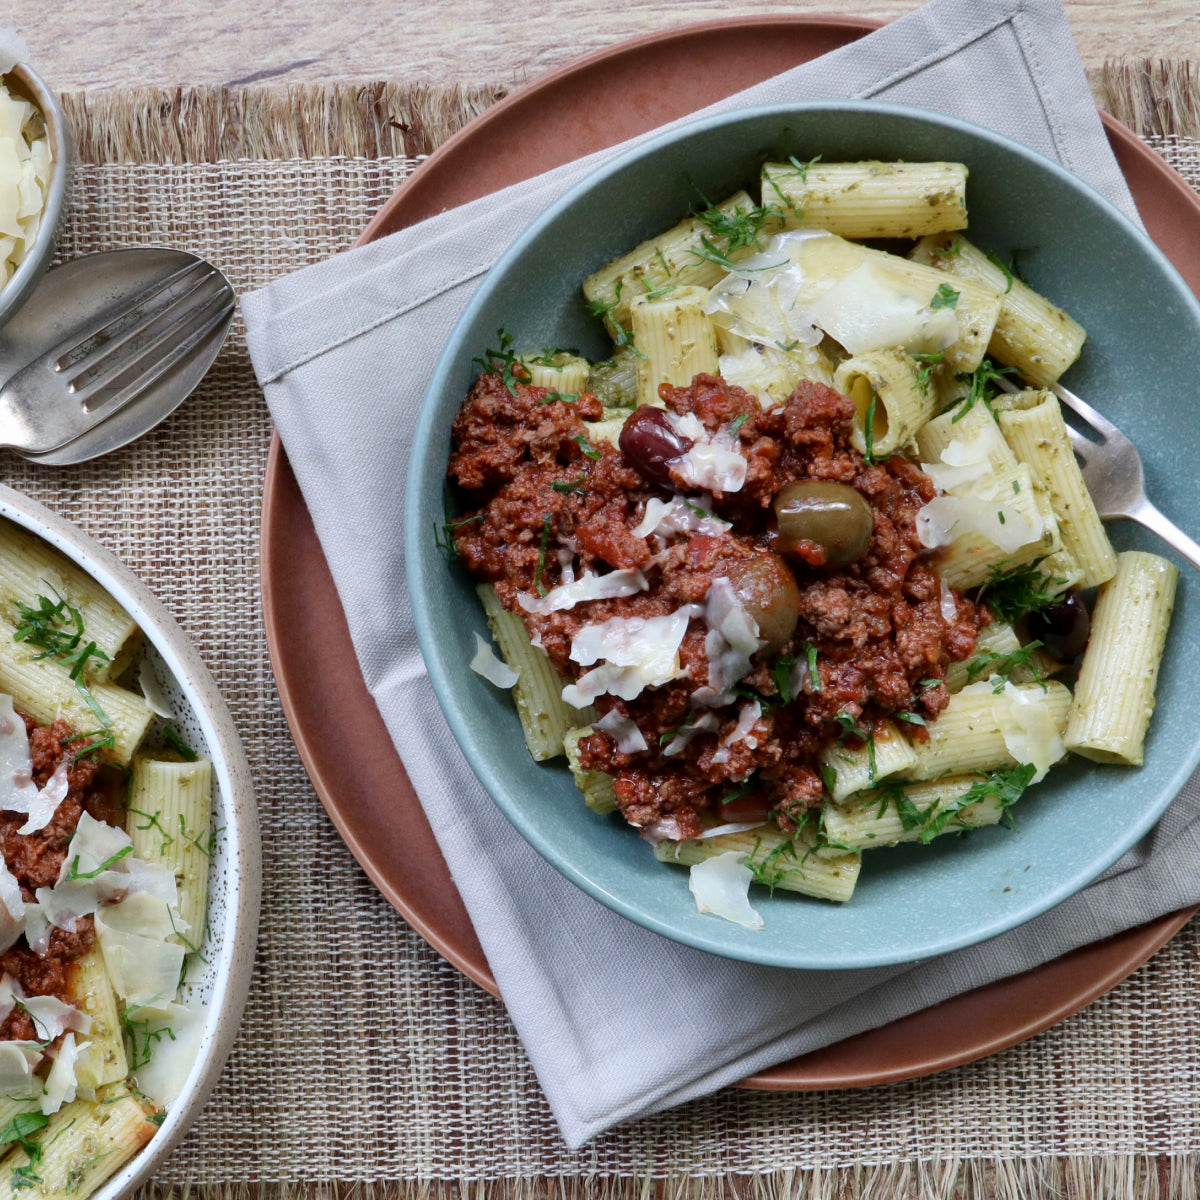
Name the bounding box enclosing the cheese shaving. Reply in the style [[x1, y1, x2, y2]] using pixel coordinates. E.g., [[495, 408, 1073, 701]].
[[688, 852, 765, 929], [595, 709, 648, 753], [469, 633, 519, 689], [518, 567, 647, 615], [562, 608, 692, 707]]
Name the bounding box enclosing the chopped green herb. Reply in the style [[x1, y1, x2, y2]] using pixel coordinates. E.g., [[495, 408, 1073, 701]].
[[11, 1166, 42, 1191], [550, 474, 588, 496], [146, 1111, 167, 1128], [771, 654, 796, 704], [434, 513, 485, 559], [162, 725, 198, 761], [929, 283, 960, 311], [728, 413, 750, 437], [919, 764, 1037, 841], [803, 641, 820, 691], [121, 1005, 178, 1070], [895, 710, 927, 726], [784, 153, 823, 183], [66, 844, 132, 881], [862, 394, 878, 463], [573, 434, 602, 461], [471, 328, 527, 397], [538, 391, 582, 405], [949, 358, 1015, 422], [775, 338, 801, 353], [976, 559, 1067, 624], [0, 1113, 48, 1161], [820, 764, 838, 795], [912, 351, 945, 398], [965, 640, 1047, 691], [13, 590, 113, 748], [986, 250, 1015, 294], [720, 777, 758, 807], [834, 712, 877, 786]]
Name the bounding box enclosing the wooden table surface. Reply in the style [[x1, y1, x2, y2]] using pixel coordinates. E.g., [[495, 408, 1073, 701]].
[[24, 0, 1200, 93]]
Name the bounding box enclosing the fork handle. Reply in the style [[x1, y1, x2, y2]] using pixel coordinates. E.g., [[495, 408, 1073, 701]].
[[1127, 498, 1200, 573]]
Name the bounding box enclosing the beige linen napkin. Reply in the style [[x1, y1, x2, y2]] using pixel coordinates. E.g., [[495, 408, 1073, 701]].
[[242, 0, 1199, 1148]]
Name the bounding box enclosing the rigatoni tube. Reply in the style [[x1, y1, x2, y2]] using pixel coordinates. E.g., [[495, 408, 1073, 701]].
[[1065, 551, 1178, 765]]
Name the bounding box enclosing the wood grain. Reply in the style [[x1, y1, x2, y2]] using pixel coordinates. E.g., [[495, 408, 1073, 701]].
[[23, 0, 1200, 93]]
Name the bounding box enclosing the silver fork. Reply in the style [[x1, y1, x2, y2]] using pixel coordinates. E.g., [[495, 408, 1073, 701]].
[[1011, 380, 1200, 572], [0, 259, 236, 455]]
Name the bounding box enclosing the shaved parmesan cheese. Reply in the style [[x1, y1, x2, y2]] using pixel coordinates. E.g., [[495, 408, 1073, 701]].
[[688, 852, 764, 929], [595, 709, 648, 753], [695, 822, 767, 839], [812, 260, 959, 356], [0, 77, 52, 285], [138, 661, 176, 719], [22, 900, 48, 956], [662, 711, 719, 757], [664, 413, 747, 494], [916, 495, 1040, 554], [713, 701, 763, 762], [469, 633, 519, 689], [518, 567, 647, 615], [41, 1032, 85, 1115], [702, 232, 826, 350], [995, 682, 1066, 782], [0, 693, 38, 811], [0, 1041, 41, 1099], [694, 578, 764, 704], [126, 1001, 203, 1106], [60, 812, 132, 882], [22, 994, 89, 1043], [562, 608, 692, 707], [95, 908, 188, 1008], [632, 494, 730, 540], [640, 815, 684, 844], [17, 758, 68, 836], [940, 578, 959, 624]]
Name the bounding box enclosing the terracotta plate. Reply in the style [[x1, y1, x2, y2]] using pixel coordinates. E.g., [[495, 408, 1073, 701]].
[[260, 15, 1198, 1088]]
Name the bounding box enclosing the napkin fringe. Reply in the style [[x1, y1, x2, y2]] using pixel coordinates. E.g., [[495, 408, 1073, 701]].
[[59, 82, 508, 164], [131, 1156, 1200, 1199]]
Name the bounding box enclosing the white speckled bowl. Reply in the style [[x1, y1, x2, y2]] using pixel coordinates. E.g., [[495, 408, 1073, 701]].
[[0, 62, 72, 330], [0, 482, 260, 1198]]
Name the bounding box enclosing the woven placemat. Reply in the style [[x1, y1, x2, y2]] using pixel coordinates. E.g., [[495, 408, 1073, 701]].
[[7, 60, 1200, 1200]]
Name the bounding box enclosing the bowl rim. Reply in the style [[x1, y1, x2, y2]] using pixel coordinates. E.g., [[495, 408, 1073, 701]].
[[407, 97, 1200, 969], [1, 61, 73, 327], [0, 481, 261, 1196]]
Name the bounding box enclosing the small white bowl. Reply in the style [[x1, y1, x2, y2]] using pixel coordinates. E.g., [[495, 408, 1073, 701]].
[[0, 61, 72, 329], [0, 482, 260, 1198]]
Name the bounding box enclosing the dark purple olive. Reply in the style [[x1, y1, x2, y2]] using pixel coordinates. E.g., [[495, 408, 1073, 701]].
[[729, 552, 802, 651], [618, 405, 693, 486], [773, 480, 874, 566], [1027, 592, 1090, 660]]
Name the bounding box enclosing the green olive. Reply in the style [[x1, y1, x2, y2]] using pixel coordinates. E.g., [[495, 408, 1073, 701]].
[[730, 553, 802, 651], [772, 481, 874, 566]]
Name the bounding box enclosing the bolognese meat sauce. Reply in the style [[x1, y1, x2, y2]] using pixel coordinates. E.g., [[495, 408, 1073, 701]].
[[448, 370, 984, 841]]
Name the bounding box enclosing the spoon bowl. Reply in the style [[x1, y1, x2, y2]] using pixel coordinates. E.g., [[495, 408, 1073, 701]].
[[0, 248, 235, 463]]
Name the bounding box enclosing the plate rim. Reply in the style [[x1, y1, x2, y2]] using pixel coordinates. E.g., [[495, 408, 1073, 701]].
[[261, 12, 1198, 1087], [0, 481, 262, 1192]]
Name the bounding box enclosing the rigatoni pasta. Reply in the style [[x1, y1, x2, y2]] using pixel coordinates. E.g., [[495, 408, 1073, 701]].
[[0, 516, 216, 1198], [446, 150, 1179, 927]]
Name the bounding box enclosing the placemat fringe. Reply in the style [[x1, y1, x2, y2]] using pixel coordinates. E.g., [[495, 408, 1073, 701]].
[[60, 82, 507, 164], [130, 1157, 1200, 1200], [55, 62, 1198, 167], [1094, 58, 1200, 139]]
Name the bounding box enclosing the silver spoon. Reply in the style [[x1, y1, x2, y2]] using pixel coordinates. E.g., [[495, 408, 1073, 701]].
[[0, 248, 235, 465]]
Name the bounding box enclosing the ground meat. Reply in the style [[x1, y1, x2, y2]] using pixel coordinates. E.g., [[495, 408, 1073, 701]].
[[0, 922, 95, 1041], [448, 371, 985, 839], [0, 715, 124, 1045]]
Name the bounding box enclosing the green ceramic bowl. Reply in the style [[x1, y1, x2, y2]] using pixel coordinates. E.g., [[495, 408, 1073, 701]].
[[407, 101, 1199, 969]]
